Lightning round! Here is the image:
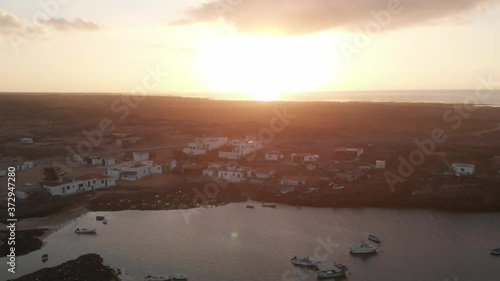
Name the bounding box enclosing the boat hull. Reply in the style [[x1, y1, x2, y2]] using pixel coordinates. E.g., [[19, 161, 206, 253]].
[[317, 266, 348, 278]]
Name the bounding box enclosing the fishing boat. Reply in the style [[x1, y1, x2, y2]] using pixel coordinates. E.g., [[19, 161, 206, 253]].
[[290, 256, 321, 266], [173, 273, 188, 280], [246, 205, 255, 208], [103, 219, 108, 225], [491, 248, 500, 255], [368, 234, 381, 243], [96, 216, 105, 221], [41, 254, 48, 263], [317, 263, 348, 278], [145, 275, 172, 281], [262, 202, 276, 208], [350, 241, 377, 254], [74, 228, 96, 234]]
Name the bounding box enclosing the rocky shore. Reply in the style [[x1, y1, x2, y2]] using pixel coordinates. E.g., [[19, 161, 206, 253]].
[[0, 228, 47, 257], [7, 254, 119, 281]]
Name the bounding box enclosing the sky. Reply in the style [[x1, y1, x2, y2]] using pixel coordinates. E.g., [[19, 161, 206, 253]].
[[0, 0, 499, 101]]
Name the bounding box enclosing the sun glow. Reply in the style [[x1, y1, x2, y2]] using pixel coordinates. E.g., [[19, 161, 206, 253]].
[[195, 33, 341, 101]]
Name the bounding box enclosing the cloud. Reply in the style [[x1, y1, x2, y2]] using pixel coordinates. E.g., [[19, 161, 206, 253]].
[[46, 17, 101, 31], [172, 0, 499, 34], [0, 9, 22, 28]]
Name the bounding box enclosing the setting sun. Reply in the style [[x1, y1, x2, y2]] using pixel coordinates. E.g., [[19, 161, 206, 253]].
[[194, 33, 341, 101]]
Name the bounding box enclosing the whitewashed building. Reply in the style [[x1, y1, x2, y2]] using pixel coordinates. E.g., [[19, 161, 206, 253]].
[[106, 160, 162, 181], [280, 175, 307, 186], [375, 160, 386, 169], [20, 138, 34, 144], [252, 168, 276, 179], [452, 162, 475, 175], [219, 136, 264, 160], [265, 151, 281, 161], [133, 152, 149, 162], [183, 137, 228, 156], [43, 174, 116, 196], [291, 153, 319, 163]]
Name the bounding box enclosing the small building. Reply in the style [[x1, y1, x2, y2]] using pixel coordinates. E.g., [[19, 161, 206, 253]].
[[183, 137, 228, 156], [133, 152, 149, 162], [217, 168, 247, 182], [219, 136, 264, 160], [20, 138, 34, 144], [44, 174, 116, 196], [291, 153, 319, 163], [375, 160, 386, 169], [265, 151, 281, 161], [280, 175, 307, 186], [15, 184, 48, 200], [452, 162, 475, 176]]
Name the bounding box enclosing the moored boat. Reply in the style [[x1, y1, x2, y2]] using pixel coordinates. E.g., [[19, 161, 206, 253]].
[[103, 219, 108, 224], [262, 202, 276, 208], [290, 256, 321, 266], [350, 241, 377, 254], [74, 228, 96, 234], [317, 263, 348, 278], [246, 205, 255, 208], [368, 234, 381, 243], [491, 248, 500, 255], [145, 275, 172, 281], [280, 187, 294, 194], [304, 187, 316, 193], [96, 216, 105, 221], [41, 254, 48, 263]]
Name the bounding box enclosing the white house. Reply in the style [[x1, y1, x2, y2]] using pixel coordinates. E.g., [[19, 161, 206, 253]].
[[133, 152, 149, 162], [265, 151, 281, 161], [452, 162, 475, 175], [291, 153, 319, 163], [375, 160, 386, 169], [20, 138, 33, 144], [219, 136, 263, 160], [43, 174, 116, 196], [183, 137, 228, 156], [106, 160, 162, 181], [217, 167, 252, 182], [280, 176, 307, 186]]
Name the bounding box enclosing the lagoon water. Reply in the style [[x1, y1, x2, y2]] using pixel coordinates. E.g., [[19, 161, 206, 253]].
[[2, 203, 500, 281]]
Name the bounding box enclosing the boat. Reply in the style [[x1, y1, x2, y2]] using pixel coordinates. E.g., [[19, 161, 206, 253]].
[[74, 228, 96, 234], [262, 202, 276, 208], [350, 241, 377, 254], [96, 216, 105, 221], [145, 275, 172, 281], [246, 205, 255, 208], [290, 256, 321, 266], [317, 263, 348, 278], [304, 187, 316, 193], [103, 219, 108, 225], [491, 248, 500, 255], [173, 273, 188, 280], [368, 234, 381, 243], [41, 254, 48, 263]]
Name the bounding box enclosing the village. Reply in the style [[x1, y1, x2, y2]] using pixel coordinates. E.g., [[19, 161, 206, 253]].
[[2, 128, 500, 217]]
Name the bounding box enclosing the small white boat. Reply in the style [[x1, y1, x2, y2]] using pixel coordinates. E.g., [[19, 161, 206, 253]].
[[74, 228, 96, 234], [368, 234, 381, 243], [290, 256, 321, 266], [262, 202, 276, 208], [304, 187, 316, 193], [173, 273, 188, 280], [145, 275, 172, 281], [350, 241, 377, 254], [331, 185, 345, 190], [280, 187, 294, 194]]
